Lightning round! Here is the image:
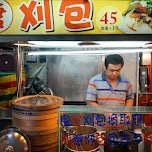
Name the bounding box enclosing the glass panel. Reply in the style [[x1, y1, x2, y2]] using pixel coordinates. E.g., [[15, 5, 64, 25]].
[[59, 105, 152, 113], [59, 105, 152, 152]]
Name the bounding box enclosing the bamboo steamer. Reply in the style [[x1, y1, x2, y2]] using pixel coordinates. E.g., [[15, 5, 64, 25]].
[[11, 95, 63, 152]]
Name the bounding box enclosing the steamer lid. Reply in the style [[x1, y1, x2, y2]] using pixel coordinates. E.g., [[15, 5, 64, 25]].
[[11, 95, 63, 110], [0, 127, 31, 152]]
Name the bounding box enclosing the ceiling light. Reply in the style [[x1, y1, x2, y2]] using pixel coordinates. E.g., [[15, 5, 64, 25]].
[[28, 48, 152, 55], [28, 41, 149, 48], [143, 42, 152, 48]]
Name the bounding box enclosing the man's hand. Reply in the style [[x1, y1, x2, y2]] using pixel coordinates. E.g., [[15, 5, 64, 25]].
[[87, 101, 100, 106]]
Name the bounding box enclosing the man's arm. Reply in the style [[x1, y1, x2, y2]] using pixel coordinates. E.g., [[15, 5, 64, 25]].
[[87, 101, 110, 113], [125, 98, 134, 106], [87, 101, 99, 106], [125, 98, 134, 123]]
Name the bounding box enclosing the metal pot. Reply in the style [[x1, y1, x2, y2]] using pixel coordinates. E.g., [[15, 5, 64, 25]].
[[67, 125, 97, 135], [64, 125, 99, 152], [104, 129, 142, 152], [0, 126, 31, 152]]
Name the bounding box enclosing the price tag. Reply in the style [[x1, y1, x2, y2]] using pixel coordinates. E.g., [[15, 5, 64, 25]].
[[96, 6, 122, 32]]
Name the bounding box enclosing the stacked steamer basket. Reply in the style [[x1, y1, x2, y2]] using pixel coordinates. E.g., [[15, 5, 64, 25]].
[[11, 95, 63, 152]]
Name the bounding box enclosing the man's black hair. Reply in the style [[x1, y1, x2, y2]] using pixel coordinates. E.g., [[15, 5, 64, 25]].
[[105, 54, 124, 69]]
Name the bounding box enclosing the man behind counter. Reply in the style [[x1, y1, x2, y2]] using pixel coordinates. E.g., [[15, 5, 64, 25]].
[[86, 54, 134, 109]]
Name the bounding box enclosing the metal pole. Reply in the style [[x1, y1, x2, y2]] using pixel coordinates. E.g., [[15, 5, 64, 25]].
[[136, 52, 139, 110], [16, 43, 23, 98]]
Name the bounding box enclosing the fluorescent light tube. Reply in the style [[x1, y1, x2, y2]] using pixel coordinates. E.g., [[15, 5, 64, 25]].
[[28, 49, 152, 55], [28, 41, 149, 48]]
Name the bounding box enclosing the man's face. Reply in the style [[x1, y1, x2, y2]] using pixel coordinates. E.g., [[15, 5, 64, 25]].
[[105, 64, 122, 80]]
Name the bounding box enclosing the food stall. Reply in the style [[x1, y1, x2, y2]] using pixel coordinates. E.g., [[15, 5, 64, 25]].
[[0, 0, 152, 152]]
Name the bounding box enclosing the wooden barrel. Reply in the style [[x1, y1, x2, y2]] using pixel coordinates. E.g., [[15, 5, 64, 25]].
[[11, 95, 63, 152]]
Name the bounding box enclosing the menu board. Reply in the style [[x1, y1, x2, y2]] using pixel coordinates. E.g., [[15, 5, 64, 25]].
[[0, 0, 152, 34]]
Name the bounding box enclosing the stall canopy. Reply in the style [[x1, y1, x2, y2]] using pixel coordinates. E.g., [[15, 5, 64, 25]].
[[0, 0, 152, 110]]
